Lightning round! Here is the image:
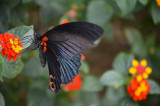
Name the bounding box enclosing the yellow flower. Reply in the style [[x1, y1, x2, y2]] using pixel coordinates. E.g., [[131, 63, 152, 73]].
[[10, 38, 23, 53], [140, 59, 147, 67], [143, 73, 148, 79], [129, 67, 137, 75], [156, 0, 160, 7], [135, 90, 141, 96], [146, 67, 152, 74], [132, 59, 139, 67], [136, 75, 142, 82]]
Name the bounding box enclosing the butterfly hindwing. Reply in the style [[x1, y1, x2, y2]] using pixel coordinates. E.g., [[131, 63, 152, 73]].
[[44, 47, 61, 94], [57, 55, 81, 84]]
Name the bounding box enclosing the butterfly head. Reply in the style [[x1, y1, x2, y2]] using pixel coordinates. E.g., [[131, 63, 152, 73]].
[[34, 32, 41, 48]]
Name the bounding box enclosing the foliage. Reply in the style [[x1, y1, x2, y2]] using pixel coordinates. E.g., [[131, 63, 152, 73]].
[[0, 0, 160, 106]]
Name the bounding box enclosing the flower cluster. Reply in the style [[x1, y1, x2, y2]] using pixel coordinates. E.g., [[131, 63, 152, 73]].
[[129, 59, 152, 79], [127, 59, 152, 102], [0, 33, 23, 61], [63, 75, 82, 92], [127, 76, 150, 102], [156, 0, 160, 7]]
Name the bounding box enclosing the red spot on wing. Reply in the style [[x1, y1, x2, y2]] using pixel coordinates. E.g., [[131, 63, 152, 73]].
[[41, 36, 48, 52]]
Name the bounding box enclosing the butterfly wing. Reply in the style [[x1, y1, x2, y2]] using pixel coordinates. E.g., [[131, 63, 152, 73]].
[[44, 47, 61, 94], [44, 22, 104, 42], [43, 22, 104, 60], [39, 22, 104, 93], [58, 55, 81, 84]]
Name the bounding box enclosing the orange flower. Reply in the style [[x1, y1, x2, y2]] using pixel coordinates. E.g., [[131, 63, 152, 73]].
[[63, 75, 82, 92], [156, 0, 160, 7], [60, 19, 70, 24], [0, 33, 23, 61], [81, 54, 86, 61], [129, 59, 152, 79], [127, 77, 150, 102]]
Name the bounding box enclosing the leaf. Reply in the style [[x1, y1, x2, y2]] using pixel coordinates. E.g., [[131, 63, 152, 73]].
[[0, 3, 10, 33], [21, 56, 48, 78], [151, 2, 160, 24], [86, 0, 113, 26], [3, 58, 24, 79], [120, 97, 139, 106], [113, 52, 134, 75], [27, 81, 55, 106], [36, 0, 67, 24], [82, 76, 103, 92], [115, 0, 137, 16], [148, 79, 160, 94], [9, 0, 21, 8], [103, 23, 114, 41], [102, 87, 126, 106], [0, 54, 4, 81], [22, 0, 33, 4], [81, 92, 101, 106], [125, 28, 147, 57], [0, 93, 5, 106], [10, 7, 26, 26], [100, 70, 125, 86], [7, 25, 34, 49], [40, 6, 63, 24], [79, 61, 89, 74], [138, 0, 148, 5]]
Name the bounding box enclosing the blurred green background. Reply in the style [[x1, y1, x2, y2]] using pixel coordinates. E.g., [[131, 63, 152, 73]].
[[1, 0, 160, 106]]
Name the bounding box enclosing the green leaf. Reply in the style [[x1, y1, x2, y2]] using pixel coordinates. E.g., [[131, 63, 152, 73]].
[[22, 0, 33, 3], [9, 0, 20, 8], [86, 0, 113, 26], [113, 52, 134, 75], [82, 76, 103, 92], [148, 79, 160, 94], [0, 3, 10, 33], [0, 93, 5, 106], [21, 56, 48, 78], [79, 61, 89, 74], [151, 2, 160, 24], [7, 25, 34, 49], [120, 97, 139, 106], [103, 23, 114, 41], [125, 28, 147, 57], [3, 58, 24, 79], [81, 92, 101, 106], [40, 6, 63, 24], [27, 81, 55, 106], [103, 87, 126, 106], [100, 70, 125, 86], [138, 0, 148, 5], [115, 0, 137, 16], [0, 54, 4, 81], [36, 0, 67, 24]]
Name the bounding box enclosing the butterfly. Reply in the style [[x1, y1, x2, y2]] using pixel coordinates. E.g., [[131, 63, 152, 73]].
[[34, 22, 104, 94]]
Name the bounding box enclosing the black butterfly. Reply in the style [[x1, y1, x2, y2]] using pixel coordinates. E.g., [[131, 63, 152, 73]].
[[34, 22, 104, 94]]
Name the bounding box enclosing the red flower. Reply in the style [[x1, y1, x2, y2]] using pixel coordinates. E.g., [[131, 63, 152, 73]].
[[0, 33, 23, 61], [60, 19, 70, 24], [127, 76, 151, 102], [63, 75, 82, 92], [81, 54, 86, 61]]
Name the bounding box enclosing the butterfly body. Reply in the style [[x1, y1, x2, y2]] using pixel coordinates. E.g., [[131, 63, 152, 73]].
[[34, 22, 104, 94]]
